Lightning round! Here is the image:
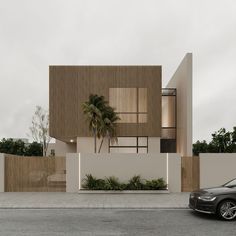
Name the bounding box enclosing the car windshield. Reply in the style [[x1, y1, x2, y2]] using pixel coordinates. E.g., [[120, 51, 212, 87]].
[[223, 179, 236, 188]]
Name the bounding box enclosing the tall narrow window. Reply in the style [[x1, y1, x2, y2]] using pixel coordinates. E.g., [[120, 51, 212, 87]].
[[109, 88, 147, 123], [161, 88, 176, 153]]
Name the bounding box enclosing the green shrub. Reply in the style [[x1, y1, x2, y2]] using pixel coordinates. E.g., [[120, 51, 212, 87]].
[[104, 176, 123, 190], [82, 174, 105, 190], [126, 175, 144, 190], [82, 174, 167, 191], [145, 178, 167, 190]]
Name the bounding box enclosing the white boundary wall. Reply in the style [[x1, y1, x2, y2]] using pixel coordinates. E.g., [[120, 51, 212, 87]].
[[80, 153, 167, 183], [0, 153, 4, 192], [66, 153, 181, 192], [200, 153, 236, 188]]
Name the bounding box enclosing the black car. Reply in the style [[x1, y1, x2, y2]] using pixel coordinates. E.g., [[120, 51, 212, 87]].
[[189, 178, 236, 221]]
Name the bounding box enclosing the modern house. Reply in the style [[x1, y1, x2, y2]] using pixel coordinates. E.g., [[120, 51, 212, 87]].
[[2, 52, 235, 194], [49, 53, 192, 157]]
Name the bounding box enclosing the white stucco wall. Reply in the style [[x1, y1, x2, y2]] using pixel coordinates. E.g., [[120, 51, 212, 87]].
[[77, 137, 109, 153], [167, 53, 193, 156], [148, 137, 160, 153], [168, 153, 181, 192], [80, 153, 167, 183], [200, 153, 236, 188], [76, 153, 181, 192], [66, 153, 80, 192], [0, 153, 4, 192], [47, 140, 76, 156]]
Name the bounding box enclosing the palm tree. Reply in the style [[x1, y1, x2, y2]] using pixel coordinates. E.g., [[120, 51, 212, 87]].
[[82, 94, 108, 153], [98, 106, 120, 153]]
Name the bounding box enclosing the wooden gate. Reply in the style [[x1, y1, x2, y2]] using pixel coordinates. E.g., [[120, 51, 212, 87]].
[[5, 155, 66, 192], [181, 156, 199, 192]]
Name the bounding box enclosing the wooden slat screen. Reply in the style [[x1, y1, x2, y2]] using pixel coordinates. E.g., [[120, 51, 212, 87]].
[[181, 156, 199, 192], [5, 155, 66, 192]]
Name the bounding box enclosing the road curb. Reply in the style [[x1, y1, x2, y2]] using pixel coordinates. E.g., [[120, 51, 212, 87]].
[[0, 206, 189, 209]]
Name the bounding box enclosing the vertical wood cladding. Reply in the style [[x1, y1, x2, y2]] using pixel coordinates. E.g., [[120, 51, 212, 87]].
[[49, 66, 162, 141], [5, 155, 66, 192]]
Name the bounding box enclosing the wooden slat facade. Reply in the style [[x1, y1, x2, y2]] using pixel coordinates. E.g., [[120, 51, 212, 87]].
[[181, 156, 200, 192], [49, 66, 162, 142], [5, 155, 66, 192]]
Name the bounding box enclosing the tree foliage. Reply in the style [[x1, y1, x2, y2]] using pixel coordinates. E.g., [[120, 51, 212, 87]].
[[0, 138, 25, 155], [25, 142, 43, 156], [0, 139, 43, 156], [28, 106, 51, 156], [97, 105, 120, 153], [193, 127, 236, 156], [82, 94, 120, 153]]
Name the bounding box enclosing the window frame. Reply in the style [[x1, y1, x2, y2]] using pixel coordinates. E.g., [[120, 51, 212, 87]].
[[109, 87, 148, 124], [109, 136, 148, 153]]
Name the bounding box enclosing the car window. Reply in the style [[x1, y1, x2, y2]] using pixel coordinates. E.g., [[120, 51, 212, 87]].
[[224, 179, 236, 188]]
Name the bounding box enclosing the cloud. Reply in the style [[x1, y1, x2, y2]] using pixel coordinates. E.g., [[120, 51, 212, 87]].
[[0, 0, 236, 142]]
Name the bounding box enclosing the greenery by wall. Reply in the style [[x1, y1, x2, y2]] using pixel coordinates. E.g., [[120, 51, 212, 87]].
[[0, 138, 43, 156], [82, 174, 167, 191], [193, 127, 236, 156]]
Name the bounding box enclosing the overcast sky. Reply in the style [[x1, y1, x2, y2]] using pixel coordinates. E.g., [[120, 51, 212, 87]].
[[0, 0, 236, 142]]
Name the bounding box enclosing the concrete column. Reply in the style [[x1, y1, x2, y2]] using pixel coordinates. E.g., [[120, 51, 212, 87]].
[[167, 53, 193, 157], [66, 153, 80, 192], [0, 153, 5, 192], [167, 153, 181, 192]]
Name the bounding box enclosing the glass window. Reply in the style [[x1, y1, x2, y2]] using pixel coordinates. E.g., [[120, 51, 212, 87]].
[[138, 88, 147, 113], [161, 88, 177, 152], [138, 137, 148, 146], [109, 88, 137, 112], [110, 148, 137, 153], [109, 137, 148, 153], [109, 88, 147, 123], [138, 148, 148, 154], [162, 96, 176, 128], [117, 114, 137, 123], [111, 137, 137, 146], [138, 114, 147, 123]]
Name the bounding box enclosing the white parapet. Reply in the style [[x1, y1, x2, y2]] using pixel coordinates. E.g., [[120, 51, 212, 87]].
[[0, 153, 4, 192], [66, 153, 80, 192]]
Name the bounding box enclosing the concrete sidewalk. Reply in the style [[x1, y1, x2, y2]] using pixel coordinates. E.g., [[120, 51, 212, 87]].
[[0, 193, 190, 209]]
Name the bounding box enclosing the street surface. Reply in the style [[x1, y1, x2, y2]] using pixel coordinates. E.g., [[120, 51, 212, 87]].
[[0, 209, 235, 236]]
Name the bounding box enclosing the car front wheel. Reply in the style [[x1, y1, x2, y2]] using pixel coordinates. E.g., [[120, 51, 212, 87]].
[[217, 200, 236, 221]]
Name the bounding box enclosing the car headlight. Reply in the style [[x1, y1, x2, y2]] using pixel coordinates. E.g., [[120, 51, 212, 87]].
[[198, 195, 216, 201], [190, 194, 195, 199]]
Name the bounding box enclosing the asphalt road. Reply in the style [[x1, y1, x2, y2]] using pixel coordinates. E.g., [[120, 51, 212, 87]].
[[0, 209, 235, 236]]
